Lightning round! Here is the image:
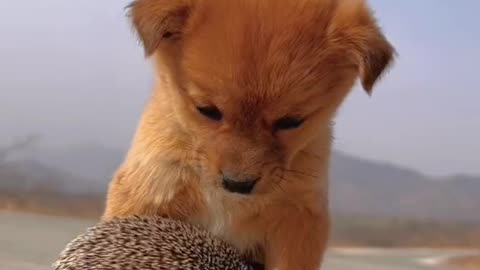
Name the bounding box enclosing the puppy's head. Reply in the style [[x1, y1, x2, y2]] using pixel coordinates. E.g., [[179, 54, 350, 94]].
[[129, 0, 394, 196]]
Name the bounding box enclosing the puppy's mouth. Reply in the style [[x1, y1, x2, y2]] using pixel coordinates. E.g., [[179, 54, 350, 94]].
[[221, 176, 259, 195]]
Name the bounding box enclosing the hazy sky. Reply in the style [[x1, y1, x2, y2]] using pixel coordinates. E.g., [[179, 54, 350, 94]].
[[0, 0, 479, 176]]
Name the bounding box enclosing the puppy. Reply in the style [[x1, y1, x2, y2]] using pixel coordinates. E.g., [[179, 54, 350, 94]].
[[105, 0, 394, 269]]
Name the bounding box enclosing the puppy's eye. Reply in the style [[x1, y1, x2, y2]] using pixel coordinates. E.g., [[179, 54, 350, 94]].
[[273, 117, 304, 132], [196, 106, 223, 121]]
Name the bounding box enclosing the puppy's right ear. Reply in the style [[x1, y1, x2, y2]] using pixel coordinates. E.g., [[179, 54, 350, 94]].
[[127, 0, 194, 56]]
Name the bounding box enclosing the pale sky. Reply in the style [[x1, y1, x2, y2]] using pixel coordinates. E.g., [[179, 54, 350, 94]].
[[0, 0, 479, 176]]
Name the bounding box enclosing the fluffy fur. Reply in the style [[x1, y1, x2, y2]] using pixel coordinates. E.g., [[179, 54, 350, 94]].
[[105, 0, 395, 269], [54, 216, 263, 270]]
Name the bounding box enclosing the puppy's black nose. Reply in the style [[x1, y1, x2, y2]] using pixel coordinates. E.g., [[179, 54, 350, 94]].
[[222, 175, 259, 195]]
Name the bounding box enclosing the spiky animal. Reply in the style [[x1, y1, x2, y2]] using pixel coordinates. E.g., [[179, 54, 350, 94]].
[[54, 216, 263, 270]]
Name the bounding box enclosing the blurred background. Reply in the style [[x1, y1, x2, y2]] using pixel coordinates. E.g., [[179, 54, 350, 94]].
[[0, 0, 479, 270]]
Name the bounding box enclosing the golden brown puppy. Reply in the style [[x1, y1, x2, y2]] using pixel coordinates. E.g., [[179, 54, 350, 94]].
[[105, 0, 394, 269]]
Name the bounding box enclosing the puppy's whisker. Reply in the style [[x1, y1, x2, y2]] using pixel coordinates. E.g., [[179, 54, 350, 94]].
[[272, 169, 297, 184], [281, 169, 320, 179], [270, 174, 289, 195], [299, 150, 328, 162]]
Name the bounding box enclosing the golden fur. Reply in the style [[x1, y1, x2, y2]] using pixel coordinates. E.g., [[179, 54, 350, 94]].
[[104, 0, 395, 269]]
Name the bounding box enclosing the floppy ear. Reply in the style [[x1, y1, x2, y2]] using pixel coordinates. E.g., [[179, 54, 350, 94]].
[[354, 26, 395, 94], [127, 0, 194, 56], [330, 0, 395, 94]]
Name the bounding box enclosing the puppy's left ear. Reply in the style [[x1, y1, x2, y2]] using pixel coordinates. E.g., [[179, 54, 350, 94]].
[[127, 0, 195, 56], [330, 0, 396, 94], [354, 26, 395, 94]]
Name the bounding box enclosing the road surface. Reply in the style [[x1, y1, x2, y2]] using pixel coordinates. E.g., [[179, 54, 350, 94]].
[[0, 212, 475, 270]]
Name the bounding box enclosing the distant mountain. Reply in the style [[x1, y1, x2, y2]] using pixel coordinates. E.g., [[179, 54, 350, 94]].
[[0, 159, 105, 217], [330, 151, 480, 223], [0, 159, 102, 195], [30, 144, 126, 187], [2, 144, 480, 223], [0, 160, 69, 194]]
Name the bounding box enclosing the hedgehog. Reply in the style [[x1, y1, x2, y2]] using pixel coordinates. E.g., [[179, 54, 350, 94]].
[[54, 216, 264, 270]]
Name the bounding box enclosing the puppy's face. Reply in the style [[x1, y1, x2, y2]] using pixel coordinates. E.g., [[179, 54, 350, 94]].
[[129, 0, 394, 197]]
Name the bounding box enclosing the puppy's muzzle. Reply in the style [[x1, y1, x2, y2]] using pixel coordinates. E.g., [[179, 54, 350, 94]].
[[221, 174, 259, 195]]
